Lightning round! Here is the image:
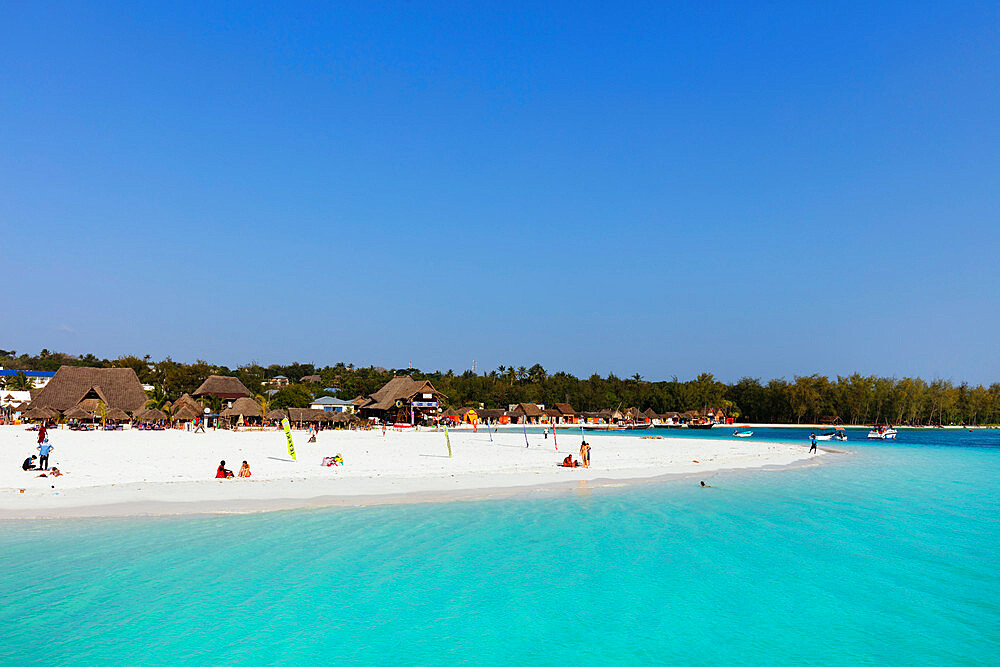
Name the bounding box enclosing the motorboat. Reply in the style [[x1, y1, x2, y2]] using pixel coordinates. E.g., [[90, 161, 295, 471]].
[[687, 421, 714, 430], [733, 429, 753, 438], [815, 427, 848, 442], [867, 426, 897, 440]]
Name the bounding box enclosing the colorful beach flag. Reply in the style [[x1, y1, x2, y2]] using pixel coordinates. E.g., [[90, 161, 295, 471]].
[[281, 418, 296, 461], [444, 424, 453, 458]]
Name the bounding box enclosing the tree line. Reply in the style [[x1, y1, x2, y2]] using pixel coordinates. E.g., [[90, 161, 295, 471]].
[[2, 349, 998, 425]]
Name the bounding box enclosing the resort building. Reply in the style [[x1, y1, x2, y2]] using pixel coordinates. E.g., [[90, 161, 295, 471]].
[[300, 375, 322, 384], [221, 397, 264, 424], [477, 408, 509, 424], [551, 403, 577, 424], [29, 366, 147, 413], [358, 376, 446, 424], [265, 376, 290, 388], [309, 396, 355, 413], [0, 368, 56, 388], [193, 375, 251, 408], [509, 403, 544, 424]]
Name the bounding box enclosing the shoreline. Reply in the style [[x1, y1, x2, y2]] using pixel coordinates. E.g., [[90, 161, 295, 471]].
[[0, 426, 833, 521], [0, 454, 836, 521]]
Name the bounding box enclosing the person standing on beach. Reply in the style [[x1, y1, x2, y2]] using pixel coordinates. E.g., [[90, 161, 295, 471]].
[[580, 441, 591, 468], [809, 434, 817, 454], [37, 439, 53, 471]]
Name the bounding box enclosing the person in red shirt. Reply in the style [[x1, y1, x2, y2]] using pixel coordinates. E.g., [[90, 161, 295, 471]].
[[216, 460, 233, 478]]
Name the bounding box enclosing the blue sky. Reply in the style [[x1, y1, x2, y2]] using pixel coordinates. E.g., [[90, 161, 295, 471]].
[[2, 2, 998, 382]]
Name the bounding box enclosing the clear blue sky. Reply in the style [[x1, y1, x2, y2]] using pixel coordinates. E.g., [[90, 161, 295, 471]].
[[3, 2, 998, 383]]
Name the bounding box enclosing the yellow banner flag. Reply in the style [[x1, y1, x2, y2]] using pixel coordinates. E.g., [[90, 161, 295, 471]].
[[282, 418, 296, 460]]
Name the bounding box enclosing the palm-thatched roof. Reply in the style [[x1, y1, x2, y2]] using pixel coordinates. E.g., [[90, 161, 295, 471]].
[[287, 407, 327, 422], [510, 403, 543, 417], [266, 408, 288, 421], [29, 366, 146, 412], [553, 403, 576, 416], [138, 408, 167, 422], [174, 393, 202, 412], [193, 375, 251, 399], [220, 396, 262, 418], [477, 408, 507, 420], [105, 407, 130, 421], [331, 411, 360, 423], [361, 376, 446, 411], [172, 402, 203, 421], [643, 408, 659, 419], [25, 405, 58, 419], [64, 404, 93, 420]]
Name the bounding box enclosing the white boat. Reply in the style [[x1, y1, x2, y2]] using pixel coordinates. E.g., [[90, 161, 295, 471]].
[[815, 428, 847, 442], [867, 426, 897, 440], [733, 430, 753, 438]]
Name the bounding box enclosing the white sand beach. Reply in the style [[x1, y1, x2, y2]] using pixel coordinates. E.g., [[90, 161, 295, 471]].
[[0, 425, 823, 518]]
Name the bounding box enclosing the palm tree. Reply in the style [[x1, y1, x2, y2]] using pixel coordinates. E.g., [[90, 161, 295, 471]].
[[145, 386, 169, 411], [6, 372, 31, 392], [95, 399, 108, 426], [257, 393, 271, 423]]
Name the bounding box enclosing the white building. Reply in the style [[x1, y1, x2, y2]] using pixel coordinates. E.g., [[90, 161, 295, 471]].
[[0, 368, 55, 389], [309, 396, 356, 413]]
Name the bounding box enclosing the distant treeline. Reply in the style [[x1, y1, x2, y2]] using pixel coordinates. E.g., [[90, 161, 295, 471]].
[[2, 349, 998, 425]]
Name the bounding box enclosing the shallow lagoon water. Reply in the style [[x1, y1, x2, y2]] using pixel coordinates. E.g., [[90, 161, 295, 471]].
[[1, 434, 998, 665]]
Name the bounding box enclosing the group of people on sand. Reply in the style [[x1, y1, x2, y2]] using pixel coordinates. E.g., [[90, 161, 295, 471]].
[[216, 460, 252, 479], [20, 425, 64, 478], [561, 441, 592, 468]]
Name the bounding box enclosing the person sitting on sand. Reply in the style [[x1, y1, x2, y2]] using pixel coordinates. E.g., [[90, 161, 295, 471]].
[[561, 455, 579, 468], [216, 460, 234, 479], [22, 455, 37, 471], [333, 453, 343, 466], [49, 467, 63, 477], [238, 461, 251, 478]]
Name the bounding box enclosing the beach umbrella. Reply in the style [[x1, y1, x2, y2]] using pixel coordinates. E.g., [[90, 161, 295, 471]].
[[105, 407, 130, 422]]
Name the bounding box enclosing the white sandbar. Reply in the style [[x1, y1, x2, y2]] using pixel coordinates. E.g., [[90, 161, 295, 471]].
[[0, 425, 823, 519]]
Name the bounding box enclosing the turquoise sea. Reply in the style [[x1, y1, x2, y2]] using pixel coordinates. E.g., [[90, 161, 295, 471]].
[[2, 430, 998, 665]]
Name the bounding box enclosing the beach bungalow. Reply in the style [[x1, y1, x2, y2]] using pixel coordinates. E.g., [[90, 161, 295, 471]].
[[221, 397, 264, 425], [309, 396, 356, 413], [661, 411, 681, 425], [509, 403, 544, 424], [29, 366, 147, 414], [642, 408, 659, 424], [358, 376, 446, 425], [550, 403, 576, 424], [440, 407, 462, 425], [476, 408, 509, 425], [458, 407, 479, 423], [265, 376, 290, 388], [193, 375, 251, 408]]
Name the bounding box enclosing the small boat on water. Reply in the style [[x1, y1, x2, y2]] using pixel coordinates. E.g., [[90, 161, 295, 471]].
[[867, 426, 897, 440], [687, 420, 714, 430], [581, 424, 624, 431], [815, 427, 848, 442], [733, 429, 753, 438], [624, 423, 652, 430]]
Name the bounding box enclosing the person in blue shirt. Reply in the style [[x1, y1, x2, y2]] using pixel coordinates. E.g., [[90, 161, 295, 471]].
[[37, 440, 54, 470], [809, 433, 817, 454]]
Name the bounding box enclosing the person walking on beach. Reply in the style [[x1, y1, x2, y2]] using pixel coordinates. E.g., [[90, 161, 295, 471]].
[[809, 433, 817, 454], [37, 424, 47, 446]]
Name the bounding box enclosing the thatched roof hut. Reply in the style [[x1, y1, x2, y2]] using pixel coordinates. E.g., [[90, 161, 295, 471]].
[[360, 376, 447, 412], [105, 407, 130, 422], [643, 408, 659, 420], [25, 406, 58, 420], [193, 375, 251, 400], [510, 403, 543, 418], [477, 408, 507, 421], [138, 408, 167, 422], [331, 411, 360, 423], [64, 405, 93, 420], [171, 402, 202, 421], [29, 366, 146, 412], [220, 397, 262, 418], [266, 408, 288, 421], [287, 407, 326, 423], [553, 403, 576, 417]]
